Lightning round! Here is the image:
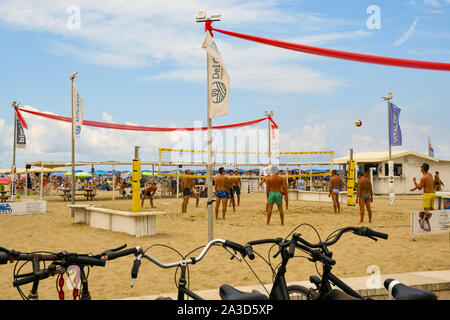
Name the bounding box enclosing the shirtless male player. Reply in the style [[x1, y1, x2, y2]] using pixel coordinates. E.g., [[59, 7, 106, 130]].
[[215, 167, 229, 219], [410, 163, 435, 232], [181, 170, 197, 213], [266, 166, 287, 225], [356, 171, 373, 223], [328, 170, 346, 213]]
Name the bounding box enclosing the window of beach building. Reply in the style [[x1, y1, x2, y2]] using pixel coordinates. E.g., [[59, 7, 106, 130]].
[[384, 163, 403, 177], [362, 163, 380, 176]]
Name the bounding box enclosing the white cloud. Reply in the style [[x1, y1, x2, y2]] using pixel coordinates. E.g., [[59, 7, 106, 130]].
[[424, 0, 443, 7], [393, 19, 418, 47], [102, 112, 114, 123], [0, 0, 367, 95]]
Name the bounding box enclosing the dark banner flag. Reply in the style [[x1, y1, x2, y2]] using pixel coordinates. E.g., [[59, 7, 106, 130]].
[[16, 118, 26, 148], [389, 103, 402, 146]]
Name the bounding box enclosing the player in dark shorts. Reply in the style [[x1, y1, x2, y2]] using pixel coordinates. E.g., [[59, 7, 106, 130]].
[[233, 170, 242, 206], [228, 170, 236, 212], [215, 167, 229, 219], [141, 182, 157, 208], [181, 170, 196, 213]]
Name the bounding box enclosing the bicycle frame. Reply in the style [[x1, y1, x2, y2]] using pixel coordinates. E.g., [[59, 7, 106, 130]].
[[175, 263, 204, 300], [316, 263, 364, 300], [268, 248, 290, 300]]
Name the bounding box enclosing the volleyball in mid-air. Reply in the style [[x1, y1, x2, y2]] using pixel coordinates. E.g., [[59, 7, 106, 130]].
[[355, 120, 362, 127]]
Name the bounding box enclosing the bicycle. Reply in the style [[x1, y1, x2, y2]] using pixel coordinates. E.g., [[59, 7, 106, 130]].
[[0, 244, 139, 300], [284, 226, 389, 300], [218, 227, 337, 300], [129, 239, 268, 300]]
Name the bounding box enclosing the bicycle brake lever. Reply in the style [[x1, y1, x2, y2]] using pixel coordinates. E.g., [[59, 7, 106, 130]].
[[223, 247, 241, 262], [273, 248, 282, 259], [367, 235, 378, 241]]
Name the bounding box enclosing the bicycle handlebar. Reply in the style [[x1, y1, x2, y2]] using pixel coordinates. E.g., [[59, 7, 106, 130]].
[[65, 254, 106, 267], [295, 226, 388, 249], [244, 236, 335, 265], [130, 239, 250, 287], [103, 247, 141, 261], [359, 227, 389, 240], [12, 269, 52, 287], [0, 252, 8, 264], [141, 239, 227, 269]]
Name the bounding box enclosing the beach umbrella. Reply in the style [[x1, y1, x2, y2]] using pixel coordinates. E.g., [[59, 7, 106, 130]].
[[50, 172, 65, 176], [0, 178, 11, 185], [142, 172, 153, 176], [94, 170, 108, 175], [75, 172, 92, 178]]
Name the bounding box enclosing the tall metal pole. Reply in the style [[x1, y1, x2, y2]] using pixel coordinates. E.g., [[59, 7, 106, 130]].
[[207, 51, 214, 242], [70, 72, 77, 217], [387, 97, 392, 161], [383, 92, 394, 205], [11, 102, 17, 202], [197, 11, 221, 242]]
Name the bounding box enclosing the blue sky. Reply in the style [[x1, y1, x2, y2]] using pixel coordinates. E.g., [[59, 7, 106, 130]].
[[0, 0, 449, 170]]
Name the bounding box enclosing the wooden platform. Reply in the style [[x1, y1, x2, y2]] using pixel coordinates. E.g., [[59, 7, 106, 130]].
[[68, 204, 166, 237]]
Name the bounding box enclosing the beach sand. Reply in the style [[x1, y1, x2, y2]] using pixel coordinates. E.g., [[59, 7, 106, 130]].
[[1, 191, 449, 300]]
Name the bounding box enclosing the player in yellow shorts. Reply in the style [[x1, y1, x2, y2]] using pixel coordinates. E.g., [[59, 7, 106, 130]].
[[422, 192, 436, 210], [411, 163, 436, 232], [410, 163, 436, 211]]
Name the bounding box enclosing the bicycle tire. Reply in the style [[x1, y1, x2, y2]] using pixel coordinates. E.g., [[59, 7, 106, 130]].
[[287, 285, 315, 300]]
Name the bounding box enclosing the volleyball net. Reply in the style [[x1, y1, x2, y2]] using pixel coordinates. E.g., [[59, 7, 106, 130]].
[[157, 148, 334, 179]]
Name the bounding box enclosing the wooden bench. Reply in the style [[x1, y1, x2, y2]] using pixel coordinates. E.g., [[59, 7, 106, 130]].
[[68, 205, 166, 237], [60, 190, 96, 201]]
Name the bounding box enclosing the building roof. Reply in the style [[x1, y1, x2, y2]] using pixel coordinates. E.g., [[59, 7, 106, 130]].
[[334, 150, 440, 164]]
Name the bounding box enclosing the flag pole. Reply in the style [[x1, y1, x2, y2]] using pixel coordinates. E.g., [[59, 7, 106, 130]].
[[206, 53, 214, 242], [11, 101, 18, 202], [70, 72, 78, 217], [382, 92, 394, 205], [197, 11, 221, 241]]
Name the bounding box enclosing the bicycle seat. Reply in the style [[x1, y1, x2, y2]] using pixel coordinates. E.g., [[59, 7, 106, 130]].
[[219, 284, 269, 300], [384, 279, 437, 300], [322, 289, 362, 300]]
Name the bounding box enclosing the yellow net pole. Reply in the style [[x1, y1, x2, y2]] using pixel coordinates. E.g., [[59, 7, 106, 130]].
[[132, 146, 141, 212]]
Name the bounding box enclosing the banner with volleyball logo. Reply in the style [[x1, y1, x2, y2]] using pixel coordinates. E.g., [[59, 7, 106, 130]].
[[202, 31, 230, 119], [389, 103, 402, 146], [72, 83, 83, 138], [16, 118, 26, 148]]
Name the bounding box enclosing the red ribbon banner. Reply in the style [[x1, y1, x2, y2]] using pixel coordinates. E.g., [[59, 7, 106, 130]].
[[17, 108, 276, 132], [15, 106, 28, 129], [207, 25, 450, 71]]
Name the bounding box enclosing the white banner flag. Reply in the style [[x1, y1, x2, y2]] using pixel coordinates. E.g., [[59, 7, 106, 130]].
[[202, 32, 230, 119], [72, 83, 83, 138], [271, 124, 280, 164], [16, 118, 26, 149]]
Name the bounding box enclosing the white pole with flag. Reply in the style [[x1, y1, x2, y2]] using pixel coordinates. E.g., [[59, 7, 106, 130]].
[[383, 92, 403, 205], [11, 102, 18, 202], [70, 72, 81, 217], [198, 12, 229, 241], [12, 102, 27, 201]]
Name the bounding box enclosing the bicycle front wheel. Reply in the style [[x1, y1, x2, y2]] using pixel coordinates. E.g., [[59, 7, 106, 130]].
[[287, 285, 315, 300]]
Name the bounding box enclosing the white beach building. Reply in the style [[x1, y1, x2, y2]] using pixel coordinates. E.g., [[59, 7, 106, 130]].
[[334, 151, 449, 195]]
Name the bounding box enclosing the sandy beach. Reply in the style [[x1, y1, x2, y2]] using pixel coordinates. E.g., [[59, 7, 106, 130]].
[[1, 191, 449, 300]]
